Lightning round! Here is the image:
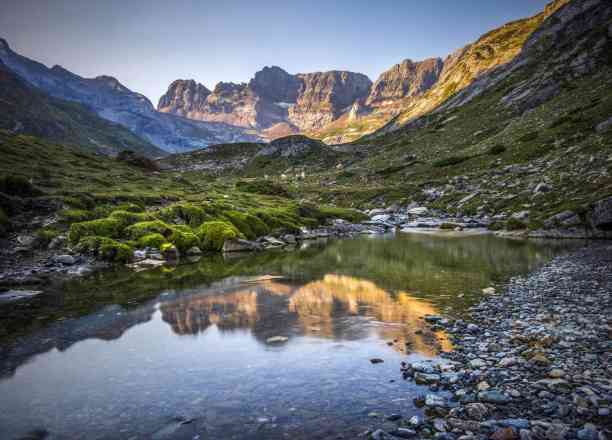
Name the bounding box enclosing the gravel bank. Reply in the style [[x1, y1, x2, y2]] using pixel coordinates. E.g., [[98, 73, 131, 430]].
[[376, 243, 612, 440]]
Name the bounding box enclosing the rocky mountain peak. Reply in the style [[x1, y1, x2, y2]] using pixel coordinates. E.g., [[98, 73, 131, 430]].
[[249, 65, 300, 103], [366, 57, 444, 106], [157, 79, 212, 117], [0, 38, 9, 51]]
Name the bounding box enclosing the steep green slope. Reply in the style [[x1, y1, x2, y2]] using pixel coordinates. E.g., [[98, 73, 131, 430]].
[[0, 61, 165, 157]]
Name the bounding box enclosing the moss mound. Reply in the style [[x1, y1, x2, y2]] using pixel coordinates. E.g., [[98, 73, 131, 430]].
[[224, 210, 270, 240], [168, 226, 200, 252], [125, 220, 172, 239], [69, 218, 123, 244], [197, 221, 242, 251], [158, 203, 207, 227], [76, 236, 133, 263], [137, 233, 168, 249]]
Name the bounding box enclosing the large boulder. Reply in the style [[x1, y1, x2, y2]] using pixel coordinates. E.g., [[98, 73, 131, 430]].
[[222, 238, 262, 252], [589, 196, 612, 230]]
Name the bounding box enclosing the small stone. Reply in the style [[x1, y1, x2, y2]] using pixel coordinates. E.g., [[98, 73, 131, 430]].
[[479, 390, 511, 404], [482, 287, 496, 295], [464, 402, 488, 420], [386, 414, 402, 421], [469, 358, 486, 368], [415, 372, 441, 384], [370, 358, 384, 364], [185, 246, 202, 256], [433, 418, 448, 432], [548, 369, 565, 378], [266, 336, 288, 344], [393, 428, 417, 438], [577, 425, 598, 440], [467, 323, 480, 333], [408, 416, 422, 427], [425, 394, 448, 408], [498, 357, 519, 367], [492, 427, 518, 440], [499, 420, 530, 430], [477, 381, 491, 391], [531, 353, 551, 366]]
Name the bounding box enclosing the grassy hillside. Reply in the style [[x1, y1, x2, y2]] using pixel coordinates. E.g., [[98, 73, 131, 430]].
[[0, 61, 165, 158], [0, 131, 365, 263]]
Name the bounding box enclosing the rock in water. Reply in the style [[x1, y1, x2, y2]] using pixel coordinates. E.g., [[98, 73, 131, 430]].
[[266, 336, 289, 344]]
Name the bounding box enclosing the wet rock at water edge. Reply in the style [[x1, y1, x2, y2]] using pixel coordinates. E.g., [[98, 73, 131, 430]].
[[52, 254, 76, 265], [266, 336, 289, 344], [370, 358, 384, 364]]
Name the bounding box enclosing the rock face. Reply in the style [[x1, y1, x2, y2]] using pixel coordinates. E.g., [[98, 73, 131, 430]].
[[0, 39, 260, 153], [157, 79, 211, 119], [158, 67, 372, 136], [366, 58, 443, 106]]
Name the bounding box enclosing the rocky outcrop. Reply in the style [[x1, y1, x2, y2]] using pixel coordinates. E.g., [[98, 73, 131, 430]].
[[0, 38, 260, 153], [366, 58, 443, 106], [157, 79, 211, 119], [289, 71, 372, 130]]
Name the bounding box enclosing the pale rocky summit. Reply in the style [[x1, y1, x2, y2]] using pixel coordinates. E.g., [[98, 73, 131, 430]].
[[366, 58, 443, 106], [157, 79, 211, 119]]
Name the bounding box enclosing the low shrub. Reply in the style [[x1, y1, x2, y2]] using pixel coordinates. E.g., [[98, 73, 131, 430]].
[[197, 221, 242, 251], [517, 131, 539, 143], [0, 175, 42, 197], [116, 150, 160, 171], [318, 206, 369, 223], [0, 207, 9, 236], [236, 180, 291, 198], [506, 218, 527, 230], [432, 155, 471, 168], [487, 144, 506, 155]]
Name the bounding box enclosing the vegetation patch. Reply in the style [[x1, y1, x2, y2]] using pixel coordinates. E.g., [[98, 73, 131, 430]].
[[487, 144, 507, 155], [76, 236, 133, 263], [0, 175, 42, 197], [432, 155, 471, 168], [235, 180, 291, 198], [125, 220, 172, 240], [137, 233, 168, 249], [197, 221, 242, 251]]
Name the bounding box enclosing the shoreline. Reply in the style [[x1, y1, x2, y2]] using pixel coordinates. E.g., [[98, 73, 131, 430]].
[[374, 242, 611, 440]]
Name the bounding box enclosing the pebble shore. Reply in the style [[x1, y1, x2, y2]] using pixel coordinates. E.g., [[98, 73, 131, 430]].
[[372, 243, 612, 440]]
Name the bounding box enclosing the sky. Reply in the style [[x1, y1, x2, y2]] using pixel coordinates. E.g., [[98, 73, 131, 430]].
[[0, 0, 551, 105]]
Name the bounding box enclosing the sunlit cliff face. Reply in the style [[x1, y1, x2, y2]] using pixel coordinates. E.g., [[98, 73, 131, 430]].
[[159, 274, 451, 355]]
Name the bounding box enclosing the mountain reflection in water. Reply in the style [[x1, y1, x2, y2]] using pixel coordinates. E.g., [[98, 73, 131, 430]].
[[160, 274, 452, 356]]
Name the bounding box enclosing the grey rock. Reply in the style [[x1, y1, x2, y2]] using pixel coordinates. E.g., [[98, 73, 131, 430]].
[[479, 390, 511, 404], [222, 239, 262, 252], [53, 254, 76, 265]]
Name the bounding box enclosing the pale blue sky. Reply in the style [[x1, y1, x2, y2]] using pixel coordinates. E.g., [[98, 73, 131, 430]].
[[1, 0, 551, 104]]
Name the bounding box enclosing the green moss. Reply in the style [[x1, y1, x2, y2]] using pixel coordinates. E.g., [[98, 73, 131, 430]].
[[168, 226, 200, 252], [125, 220, 172, 239], [76, 236, 133, 263], [197, 221, 242, 251], [137, 233, 168, 249], [36, 227, 60, 248], [250, 207, 302, 233], [68, 218, 123, 244], [59, 209, 95, 223], [158, 203, 207, 227], [108, 210, 150, 228], [236, 180, 291, 198], [318, 206, 368, 223], [440, 222, 461, 230], [224, 210, 270, 240], [517, 131, 539, 143]]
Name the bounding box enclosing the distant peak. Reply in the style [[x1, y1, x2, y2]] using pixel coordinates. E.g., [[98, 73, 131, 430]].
[[0, 38, 9, 51]]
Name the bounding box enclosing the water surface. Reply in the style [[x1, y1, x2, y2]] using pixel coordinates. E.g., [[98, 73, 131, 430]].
[[0, 233, 581, 439]]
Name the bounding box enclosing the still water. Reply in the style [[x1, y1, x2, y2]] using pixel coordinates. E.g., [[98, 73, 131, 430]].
[[0, 232, 581, 439]]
